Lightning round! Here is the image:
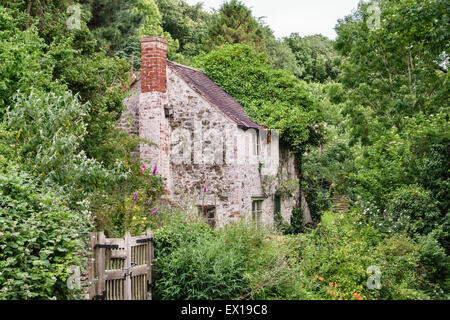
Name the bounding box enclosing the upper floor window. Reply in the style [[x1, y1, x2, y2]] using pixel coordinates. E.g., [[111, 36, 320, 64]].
[[253, 129, 260, 156]]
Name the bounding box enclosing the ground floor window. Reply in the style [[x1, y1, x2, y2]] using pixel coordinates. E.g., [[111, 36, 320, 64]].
[[274, 194, 281, 222], [198, 205, 216, 228], [252, 199, 263, 228]]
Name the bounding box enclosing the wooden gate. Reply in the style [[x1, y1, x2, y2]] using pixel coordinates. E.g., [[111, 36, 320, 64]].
[[87, 229, 154, 300]]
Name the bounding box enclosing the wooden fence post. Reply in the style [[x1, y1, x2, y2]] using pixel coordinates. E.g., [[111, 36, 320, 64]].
[[96, 232, 106, 298], [87, 232, 97, 300], [146, 228, 154, 300], [124, 231, 132, 300]]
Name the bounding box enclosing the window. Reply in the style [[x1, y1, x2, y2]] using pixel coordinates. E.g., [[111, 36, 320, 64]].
[[253, 130, 260, 156], [252, 199, 263, 227], [198, 206, 216, 228], [274, 195, 281, 216]]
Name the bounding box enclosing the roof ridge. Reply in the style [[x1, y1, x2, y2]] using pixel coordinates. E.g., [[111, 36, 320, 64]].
[[167, 60, 203, 73], [166, 60, 264, 131]]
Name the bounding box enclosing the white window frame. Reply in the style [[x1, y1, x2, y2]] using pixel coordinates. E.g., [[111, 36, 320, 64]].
[[251, 198, 264, 227]]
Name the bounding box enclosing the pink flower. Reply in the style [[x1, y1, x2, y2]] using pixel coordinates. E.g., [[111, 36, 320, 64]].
[[133, 192, 138, 202], [151, 209, 158, 216], [152, 165, 157, 175], [203, 185, 207, 193]]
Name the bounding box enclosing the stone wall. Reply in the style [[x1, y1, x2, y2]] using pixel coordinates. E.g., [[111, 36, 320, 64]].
[[166, 66, 298, 227], [118, 64, 300, 227], [117, 34, 300, 227]]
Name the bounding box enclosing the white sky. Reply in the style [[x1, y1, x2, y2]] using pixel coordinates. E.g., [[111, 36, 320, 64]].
[[184, 0, 361, 39]]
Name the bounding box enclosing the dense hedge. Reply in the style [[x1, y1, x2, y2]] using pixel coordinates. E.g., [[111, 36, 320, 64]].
[[0, 168, 92, 299]]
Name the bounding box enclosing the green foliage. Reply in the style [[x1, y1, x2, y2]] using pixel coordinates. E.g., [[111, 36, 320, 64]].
[[193, 44, 323, 152], [284, 33, 341, 83], [205, 0, 265, 53], [261, 24, 302, 79], [0, 166, 92, 300], [4, 90, 128, 197], [0, 2, 138, 300], [0, 7, 52, 115], [135, 0, 179, 54], [47, 35, 131, 162], [335, 0, 449, 144], [153, 220, 215, 259], [82, 0, 179, 65], [90, 161, 166, 238], [293, 210, 447, 300], [155, 0, 209, 57], [287, 207, 305, 234], [153, 220, 262, 300], [386, 185, 441, 236], [417, 233, 449, 293]]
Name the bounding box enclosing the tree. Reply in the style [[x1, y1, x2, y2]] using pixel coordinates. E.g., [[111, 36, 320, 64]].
[[335, 0, 449, 144], [81, 0, 179, 65], [260, 23, 302, 77], [205, 0, 265, 53], [155, 0, 210, 57], [284, 33, 340, 83]]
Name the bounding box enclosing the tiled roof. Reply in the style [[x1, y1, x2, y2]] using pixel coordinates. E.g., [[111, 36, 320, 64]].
[[167, 61, 264, 130]]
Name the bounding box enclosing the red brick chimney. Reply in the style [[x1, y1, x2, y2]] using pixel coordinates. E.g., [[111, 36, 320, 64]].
[[139, 36, 172, 195], [140, 36, 168, 93]]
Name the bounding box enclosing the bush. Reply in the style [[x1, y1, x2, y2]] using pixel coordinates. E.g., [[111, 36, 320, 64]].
[[153, 221, 254, 300], [90, 160, 166, 238], [5, 90, 129, 198], [385, 185, 441, 237], [290, 209, 447, 300], [417, 233, 449, 296], [0, 168, 92, 300]]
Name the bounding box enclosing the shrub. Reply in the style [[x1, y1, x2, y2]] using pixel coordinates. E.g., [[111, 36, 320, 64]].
[[5, 90, 129, 198], [90, 160, 166, 238], [153, 221, 253, 300], [0, 168, 92, 300], [385, 185, 441, 237], [290, 209, 446, 300], [153, 220, 215, 260], [417, 233, 449, 297]]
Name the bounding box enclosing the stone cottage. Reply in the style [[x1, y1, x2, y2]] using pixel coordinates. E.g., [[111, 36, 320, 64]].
[[119, 36, 300, 228]]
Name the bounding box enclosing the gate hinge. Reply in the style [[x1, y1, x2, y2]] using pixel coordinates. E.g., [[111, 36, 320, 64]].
[[95, 244, 119, 249], [136, 238, 153, 244]]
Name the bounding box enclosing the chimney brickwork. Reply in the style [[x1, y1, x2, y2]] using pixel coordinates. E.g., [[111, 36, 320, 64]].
[[139, 36, 172, 195], [140, 36, 167, 93]]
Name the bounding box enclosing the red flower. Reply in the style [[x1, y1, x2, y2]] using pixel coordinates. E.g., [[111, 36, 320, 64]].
[[353, 293, 363, 300]]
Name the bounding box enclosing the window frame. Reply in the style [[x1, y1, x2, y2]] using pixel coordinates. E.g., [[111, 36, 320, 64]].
[[253, 129, 260, 156], [251, 198, 264, 227]]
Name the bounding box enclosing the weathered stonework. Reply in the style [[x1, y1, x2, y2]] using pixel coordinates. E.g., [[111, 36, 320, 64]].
[[118, 37, 300, 228]]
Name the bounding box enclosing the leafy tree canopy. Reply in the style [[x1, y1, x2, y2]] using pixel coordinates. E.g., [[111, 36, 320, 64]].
[[205, 0, 266, 53], [193, 44, 324, 153]]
